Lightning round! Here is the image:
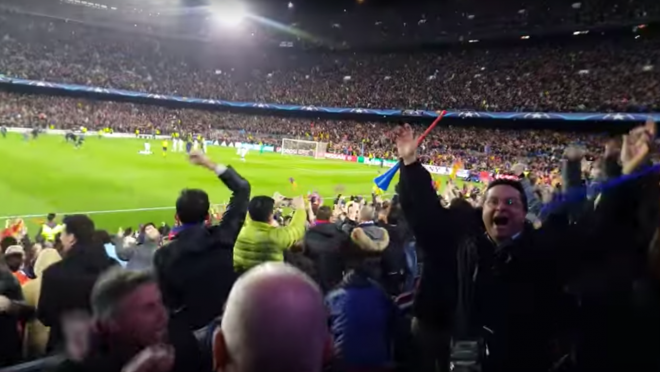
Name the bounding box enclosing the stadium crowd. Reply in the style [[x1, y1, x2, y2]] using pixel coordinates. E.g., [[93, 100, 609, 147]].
[[0, 117, 659, 372], [0, 91, 604, 181], [5, 0, 659, 46], [2, 2, 660, 371], [1, 9, 659, 113]]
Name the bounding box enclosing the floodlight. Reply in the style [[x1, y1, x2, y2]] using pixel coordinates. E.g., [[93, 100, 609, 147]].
[[214, 4, 246, 27]]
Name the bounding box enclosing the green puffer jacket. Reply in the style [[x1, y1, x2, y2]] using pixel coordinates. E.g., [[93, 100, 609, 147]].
[[233, 208, 307, 271]]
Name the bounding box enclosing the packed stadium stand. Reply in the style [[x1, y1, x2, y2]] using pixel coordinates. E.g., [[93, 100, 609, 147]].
[[0, 2, 659, 112], [1, 0, 660, 372]]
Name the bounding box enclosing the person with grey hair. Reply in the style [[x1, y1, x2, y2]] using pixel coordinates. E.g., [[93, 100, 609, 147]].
[[54, 268, 205, 372], [213, 262, 331, 372], [350, 206, 390, 254]]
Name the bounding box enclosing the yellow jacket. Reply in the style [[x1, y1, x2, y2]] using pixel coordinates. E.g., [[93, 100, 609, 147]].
[[233, 208, 306, 271], [22, 248, 61, 358]]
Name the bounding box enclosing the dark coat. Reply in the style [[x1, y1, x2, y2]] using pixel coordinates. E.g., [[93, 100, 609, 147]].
[[0, 268, 33, 366], [377, 222, 408, 295], [53, 317, 206, 372], [304, 221, 349, 293], [38, 243, 117, 352], [398, 161, 634, 372], [562, 159, 660, 371], [154, 166, 250, 330]]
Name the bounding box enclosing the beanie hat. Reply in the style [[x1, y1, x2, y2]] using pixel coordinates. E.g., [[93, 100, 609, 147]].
[[486, 178, 528, 212]]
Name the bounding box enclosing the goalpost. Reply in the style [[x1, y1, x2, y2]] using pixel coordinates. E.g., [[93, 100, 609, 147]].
[[281, 139, 328, 159]]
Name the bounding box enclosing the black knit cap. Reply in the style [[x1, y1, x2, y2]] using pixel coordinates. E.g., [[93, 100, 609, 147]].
[[486, 178, 528, 212]]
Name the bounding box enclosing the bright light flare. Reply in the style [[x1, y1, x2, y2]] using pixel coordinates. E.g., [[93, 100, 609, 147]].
[[213, 4, 246, 27]]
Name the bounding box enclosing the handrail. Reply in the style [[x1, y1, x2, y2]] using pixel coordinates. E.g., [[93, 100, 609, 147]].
[[0, 355, 64, 372]]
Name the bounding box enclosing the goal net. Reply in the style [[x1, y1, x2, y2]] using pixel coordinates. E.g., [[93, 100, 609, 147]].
[[281, 139, 328, 159]]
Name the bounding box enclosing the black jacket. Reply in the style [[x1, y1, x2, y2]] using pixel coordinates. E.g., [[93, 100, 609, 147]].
[[562, 158, 660, 371], [154, 166, 250, 330], [0, 269, 35, 366], [377, 221, 408, 295], [399, 161, 634, 372], [304, 221, 349, 293], [53, 317, 206, 372], [38, 243, 117, 352]]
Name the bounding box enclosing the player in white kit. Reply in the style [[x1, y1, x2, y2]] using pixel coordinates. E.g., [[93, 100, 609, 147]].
[[239, 147, 248, 162], [139, 142, 152, 155]]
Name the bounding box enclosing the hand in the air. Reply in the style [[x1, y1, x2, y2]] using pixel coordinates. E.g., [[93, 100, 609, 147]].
[[564, 146, 586, 162], [621, 117, 656, 175], [291, 196, 305, 210], [392, 124, 417, 165], [189, 151, 215, 169]]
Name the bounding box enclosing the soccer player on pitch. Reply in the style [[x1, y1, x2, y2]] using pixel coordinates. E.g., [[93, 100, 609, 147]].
[[185, 133, 193, 154], [193, 137, 200, 152], [162, 139, 169, 157], [75, 135, 84, 149], [201, 136, 207, 154]]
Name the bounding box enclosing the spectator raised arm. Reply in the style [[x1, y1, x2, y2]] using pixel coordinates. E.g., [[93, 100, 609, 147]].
[[188, 150, 251, 246], [396, 124, 461, 259], [285, 197, 309, 245], [154, 151, 250, 330]]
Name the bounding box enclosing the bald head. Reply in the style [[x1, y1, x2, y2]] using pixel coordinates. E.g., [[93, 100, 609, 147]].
[[215, 263, 328, 372], [359, 206, 375, 223]]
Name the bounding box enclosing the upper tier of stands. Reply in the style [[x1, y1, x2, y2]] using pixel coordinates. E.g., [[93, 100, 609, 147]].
[[0, 9, 659, 113]]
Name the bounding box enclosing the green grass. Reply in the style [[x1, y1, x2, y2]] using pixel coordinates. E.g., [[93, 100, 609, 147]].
[[0, 133, 406, 233]]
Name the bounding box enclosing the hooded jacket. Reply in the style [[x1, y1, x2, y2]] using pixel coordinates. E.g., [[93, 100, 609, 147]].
[[154, 166, 250, 330], [350, 222, 390, 253]]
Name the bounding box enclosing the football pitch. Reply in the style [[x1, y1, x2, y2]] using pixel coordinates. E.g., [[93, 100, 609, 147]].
[[0, 133, 409, 232]]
